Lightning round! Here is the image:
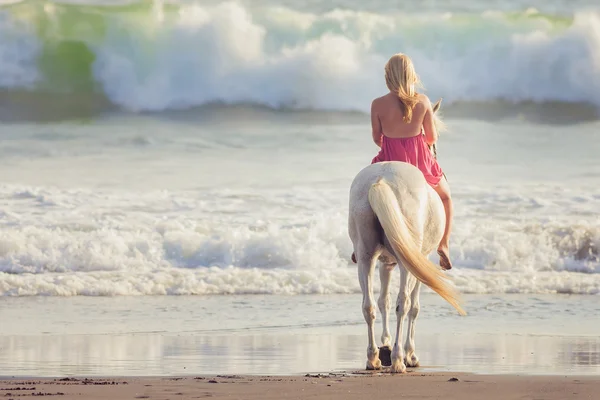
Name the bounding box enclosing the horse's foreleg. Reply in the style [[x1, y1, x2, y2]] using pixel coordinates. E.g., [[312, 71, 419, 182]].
[[358, 253, 380, 370], [391, 268, 411, 373], [377, 261, 395, 348], [404, 281, 421, 367]]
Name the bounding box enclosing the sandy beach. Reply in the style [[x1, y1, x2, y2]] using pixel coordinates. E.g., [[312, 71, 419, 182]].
[[2, 373, 598, 400], [2, 294, 600, 400]]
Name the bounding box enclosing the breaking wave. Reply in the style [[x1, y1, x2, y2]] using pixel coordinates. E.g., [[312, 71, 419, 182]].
[[1, 1, 600, 117]]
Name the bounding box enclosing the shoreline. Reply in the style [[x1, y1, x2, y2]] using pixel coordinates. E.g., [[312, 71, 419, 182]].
[[1, 372, 597, 400], [2, 294, 600, 378]]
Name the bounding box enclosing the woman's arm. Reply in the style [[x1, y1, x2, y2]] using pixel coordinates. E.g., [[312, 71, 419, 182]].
[[371, 100, 383, 147], [421, 95, 438, 146]]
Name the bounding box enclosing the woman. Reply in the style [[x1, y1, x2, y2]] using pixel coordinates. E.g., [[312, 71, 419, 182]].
[[353, 53, 453, 270]]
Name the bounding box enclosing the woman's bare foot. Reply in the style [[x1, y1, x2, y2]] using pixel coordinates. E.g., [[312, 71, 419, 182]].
[[432, 177, 453, 271], [437, 247, 452, 270]]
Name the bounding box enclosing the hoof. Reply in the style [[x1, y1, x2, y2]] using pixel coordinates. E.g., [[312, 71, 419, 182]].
[[405, 355, 420, 368], [366, 359, 382, 370], [390, 361, 407, 374], [378, 346, 392, 367]]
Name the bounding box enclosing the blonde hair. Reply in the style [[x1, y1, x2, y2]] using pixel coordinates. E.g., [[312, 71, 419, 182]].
[[384, 53, 422, 123]]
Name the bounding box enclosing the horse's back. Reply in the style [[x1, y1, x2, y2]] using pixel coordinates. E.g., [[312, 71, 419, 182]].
[[350, 161, 430, 209], [349, 161, 444, 255]]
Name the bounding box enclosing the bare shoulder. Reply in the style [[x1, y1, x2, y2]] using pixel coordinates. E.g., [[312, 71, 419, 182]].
[[417, 93, 432, 109], [371, 95, 386, 112], [371, 95, 387, 105]]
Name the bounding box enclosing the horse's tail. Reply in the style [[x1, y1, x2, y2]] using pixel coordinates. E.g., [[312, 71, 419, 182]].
[[368, 178, 466, 316]]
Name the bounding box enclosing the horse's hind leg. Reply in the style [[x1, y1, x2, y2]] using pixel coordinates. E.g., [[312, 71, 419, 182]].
[[378, 260, 395, 348], [357, 250, 381, 370], [377, 258, 395, 367], [390, 268, 412, 373], [404, 281, 422, 367]]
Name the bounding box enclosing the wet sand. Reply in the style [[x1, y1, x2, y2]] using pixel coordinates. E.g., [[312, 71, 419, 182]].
[[2, 295, 600, 378], [1, 372, 598, 400]]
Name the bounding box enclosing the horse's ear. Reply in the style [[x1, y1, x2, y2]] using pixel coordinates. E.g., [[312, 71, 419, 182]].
[[432, 98, 443, 113]]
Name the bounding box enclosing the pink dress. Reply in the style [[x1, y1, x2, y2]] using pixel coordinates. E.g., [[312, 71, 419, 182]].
[[371, 133, 443, 186]]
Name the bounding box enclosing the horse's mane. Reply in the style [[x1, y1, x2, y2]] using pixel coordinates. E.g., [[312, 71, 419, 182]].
[[429, 98, 445, 159], [431, 98, 446, 133]]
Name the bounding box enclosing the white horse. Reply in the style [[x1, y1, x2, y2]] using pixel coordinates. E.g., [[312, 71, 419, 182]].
[[348, 99, 465, 374]]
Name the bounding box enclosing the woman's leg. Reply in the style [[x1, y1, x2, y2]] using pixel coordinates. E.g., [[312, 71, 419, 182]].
[[432, 176, 453, 270]]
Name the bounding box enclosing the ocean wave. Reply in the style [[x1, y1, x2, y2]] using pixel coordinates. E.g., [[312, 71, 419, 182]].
[[0, 1, 600, 116], [1, 184, 599, 296], [2, 268, 600, 296]]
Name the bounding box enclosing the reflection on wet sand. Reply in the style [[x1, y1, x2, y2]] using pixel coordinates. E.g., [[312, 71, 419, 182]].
[[1, 331, 599, 377], [2, 294, 599, 377]]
